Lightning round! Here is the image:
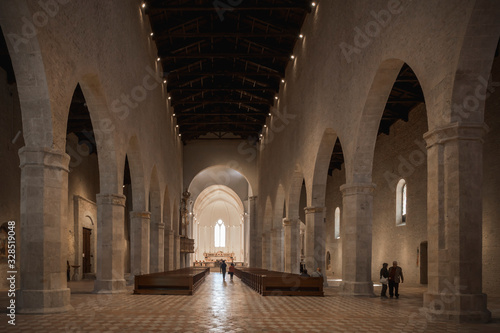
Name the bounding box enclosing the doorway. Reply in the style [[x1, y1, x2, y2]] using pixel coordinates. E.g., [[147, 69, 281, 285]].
[[83, 228, 92, 274], [420, 241, 428, 284]]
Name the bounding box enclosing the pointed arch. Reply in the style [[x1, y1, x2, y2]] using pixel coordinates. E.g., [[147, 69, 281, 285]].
[[149, 165, 162, 272], [0, 1, 53, 148], [449, 0, 500, 124], [288, 165, 305, 220], [125, 135, 146, 211], [273, 184, 286, 228], [351, 59, 427, 184], [310, 128, 338, 207]]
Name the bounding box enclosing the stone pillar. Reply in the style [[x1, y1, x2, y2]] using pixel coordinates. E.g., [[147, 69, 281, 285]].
[[339, 183, 375, 296], [249, 196, 261, 267], [129, 211, 150, 279], [304, 207, 325, 270], [17, 147, 72, 313], [150, 222, 165, 273], [174, 234, 181, 269], [164, 230, 174, 270], [94, 193, 127, 294], [283, 218, 300, 273], [422, 123, 490, 322], [271, 227, 283, 271], [261, 232, 270, 269]]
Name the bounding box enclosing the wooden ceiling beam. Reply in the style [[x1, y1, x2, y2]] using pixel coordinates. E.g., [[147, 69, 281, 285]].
[[149, 5, 310, 12], [161, 53, 290, 59]]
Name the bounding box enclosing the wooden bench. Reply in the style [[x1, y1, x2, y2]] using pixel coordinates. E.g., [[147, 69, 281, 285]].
[[134, 267, 210, 295], [234, 267, 323, 296]]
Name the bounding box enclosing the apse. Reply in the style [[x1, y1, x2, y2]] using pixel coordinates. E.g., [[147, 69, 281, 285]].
[[193, 185, 245, 263]]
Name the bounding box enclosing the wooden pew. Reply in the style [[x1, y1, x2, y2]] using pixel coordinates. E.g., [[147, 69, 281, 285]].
[[134, 267, 210, 295], [234, 267, 324, 296]]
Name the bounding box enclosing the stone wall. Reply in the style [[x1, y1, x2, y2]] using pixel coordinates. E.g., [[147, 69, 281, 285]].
[[483, 53, 500, 296], [0, 67, 23, 289], [371, 103, 428, 286], [325, 169, 346, 279]]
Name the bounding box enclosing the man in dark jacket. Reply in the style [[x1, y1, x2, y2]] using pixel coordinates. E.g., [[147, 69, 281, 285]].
[[220, 260, 227, 280], [388, 261, 404, 298]]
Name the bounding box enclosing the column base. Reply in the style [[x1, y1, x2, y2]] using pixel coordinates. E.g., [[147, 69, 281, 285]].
[[93, 279, 128, 294], [423, 292, 491, 323], [18, 288, 73, 314], [339, 281, 374, 296]]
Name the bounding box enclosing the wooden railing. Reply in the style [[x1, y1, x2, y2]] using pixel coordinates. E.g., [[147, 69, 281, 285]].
[[134, 267, 209, 295], [234, 267, 323, 296]]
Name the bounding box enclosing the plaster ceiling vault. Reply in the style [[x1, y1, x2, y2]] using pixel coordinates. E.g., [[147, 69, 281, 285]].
[[193, 185, 244, 227], [145, 0, 314, 142]]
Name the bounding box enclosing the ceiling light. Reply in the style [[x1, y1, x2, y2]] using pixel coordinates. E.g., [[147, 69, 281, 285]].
[[299, 34, 304, 39], [311, 2, 317, 7], [290, 55, 295, 59], [264, 125, 267, 128], [274, 96, 278, 100], [150, 32, 154, 37], [179, 134, 181, 137], [176, 125, 179, 128], [268, 113, 272, 116], [168, 96, 171, 100], [163, 79, 167, 84], [142, 3, 146, 8], [259, 134, 263, 137], [173, 113, 176, 117], [281, 79, 285, 83], [157, 57, 160, 61]]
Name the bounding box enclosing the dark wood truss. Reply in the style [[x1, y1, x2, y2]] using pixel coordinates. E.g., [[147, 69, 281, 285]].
[[146, 0, 313, 141]]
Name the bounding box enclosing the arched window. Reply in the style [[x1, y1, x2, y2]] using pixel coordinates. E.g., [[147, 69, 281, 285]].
[[214, 219, 226, 247], [334, 207, 340, 239], [396, 179, 407, 226]]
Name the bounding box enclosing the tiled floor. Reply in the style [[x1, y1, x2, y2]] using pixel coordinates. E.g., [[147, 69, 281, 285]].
[[1, 273, 500, 332]]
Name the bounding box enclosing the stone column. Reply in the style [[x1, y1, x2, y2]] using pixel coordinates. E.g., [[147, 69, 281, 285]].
[[94, 193, 127, 294], [150, 221, 165, 273], [304, 207, 326, 272], [174, 235, 181, 269], [164, 230, 174, 270], [261, 232, 270, 269], [422, 123, 490, 322], [271, 227, 283, 271], [249, 196, 261, 267], [129, 211, 150, 279], [283, 218, 300, 273], [339, 183, 375, 296], [18, 147, 72, 313]]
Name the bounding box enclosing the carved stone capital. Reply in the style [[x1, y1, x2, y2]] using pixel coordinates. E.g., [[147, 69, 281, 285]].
[[423, 122, 489, 148], [304, 206, 324, 214], [97, 193, 126, 207]]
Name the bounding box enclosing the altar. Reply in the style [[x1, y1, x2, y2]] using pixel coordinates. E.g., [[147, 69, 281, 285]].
[[203, 251, 235, 262]]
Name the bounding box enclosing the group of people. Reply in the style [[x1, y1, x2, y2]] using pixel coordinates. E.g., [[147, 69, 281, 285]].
[[219, 260, 235, 281], [379, 261, 404, 298]]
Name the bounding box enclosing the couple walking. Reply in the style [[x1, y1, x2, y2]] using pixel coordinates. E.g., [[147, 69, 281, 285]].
[[380, 261, 404, 298], [220, 260, 235, 281]]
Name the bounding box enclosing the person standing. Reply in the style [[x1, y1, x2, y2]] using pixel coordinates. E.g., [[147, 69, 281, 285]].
[[220, 260, 227, 281], [380, 263, 389, 298], [388, 261, 404, 298], [228, 263, 235, 281], [310, 267, 323, 280]]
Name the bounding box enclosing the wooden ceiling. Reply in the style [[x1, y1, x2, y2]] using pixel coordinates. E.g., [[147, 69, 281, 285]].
[[145, 0, 314, 141]]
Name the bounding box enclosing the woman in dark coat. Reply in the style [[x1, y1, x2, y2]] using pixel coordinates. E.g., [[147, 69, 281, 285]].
[[380, 263, 389, 298]]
